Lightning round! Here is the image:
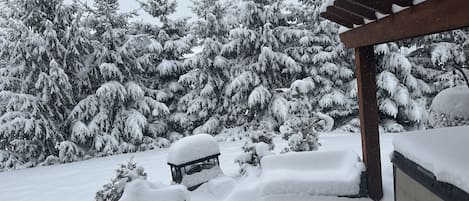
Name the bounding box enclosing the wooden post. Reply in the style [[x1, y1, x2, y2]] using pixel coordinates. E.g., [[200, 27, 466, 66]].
[[355, 45, 383, 201]]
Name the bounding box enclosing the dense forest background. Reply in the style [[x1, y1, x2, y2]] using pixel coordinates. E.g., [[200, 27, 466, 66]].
[[0, 0, 468, 170]]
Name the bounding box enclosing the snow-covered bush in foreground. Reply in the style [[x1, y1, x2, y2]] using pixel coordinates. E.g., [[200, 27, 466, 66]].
[[235, 129, 275, 175], [428, 86, 469, 128], [96, 160, 147, 201]]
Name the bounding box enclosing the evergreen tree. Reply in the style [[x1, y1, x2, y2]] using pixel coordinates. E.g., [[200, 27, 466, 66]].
[[0, 0, 83, 168], [137, 0, 194, 135], [221, 0, 305, 129], [67, 0, 171, 157], [178, 0, 231, 135], [374, 43, 430, 131], [96, 159, 147, 201], [287, 0, 357, 129]]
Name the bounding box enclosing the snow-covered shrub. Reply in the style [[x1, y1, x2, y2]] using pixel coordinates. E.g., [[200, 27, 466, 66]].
[[428, 86, 469, 128], [280, 96, 321, 152], [96, 159, 147, 201], [235, 129, 275, 175]]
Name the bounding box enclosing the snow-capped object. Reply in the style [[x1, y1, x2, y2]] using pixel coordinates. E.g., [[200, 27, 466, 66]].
[[119, 179, 189, 201], [255, 142, 274, 158], [431, 86, 469, 118], [167, 134, 220, 165], [259, 150, 365, 196], [428, 86, 469, 128], [393, 126, 469, 193]]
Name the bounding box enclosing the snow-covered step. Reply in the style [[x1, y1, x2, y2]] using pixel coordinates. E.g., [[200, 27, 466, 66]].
[[259, 150, 365, 197]]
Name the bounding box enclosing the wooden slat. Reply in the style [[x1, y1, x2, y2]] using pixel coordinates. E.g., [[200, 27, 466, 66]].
[[327, 6, 365, 25], [340, 0, 469, 48], [355, 46, 383, 201], [350, 0, 393, 14], [320, 12, 354, 28], [393, 0, 413, 7], [334, 0, 377, 20]]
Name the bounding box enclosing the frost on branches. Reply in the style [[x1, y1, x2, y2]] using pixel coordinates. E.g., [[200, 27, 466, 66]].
[[95, 159, 147, 201]]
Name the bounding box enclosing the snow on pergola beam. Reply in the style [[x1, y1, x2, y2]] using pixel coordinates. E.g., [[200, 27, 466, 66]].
[[322, 0, 469, 48]]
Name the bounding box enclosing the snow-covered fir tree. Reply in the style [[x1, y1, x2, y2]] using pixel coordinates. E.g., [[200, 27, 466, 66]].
[[96, 159, 147, 201], [136, 0, 194, 135], [67, 0, 171, 158], [286, 0, 357, 129], [221, 0, 306, 129], [279, 94, 321, 152], [0, 0, 83, 168], [374, 43, 431, 132], [178, 0, 231, 135]]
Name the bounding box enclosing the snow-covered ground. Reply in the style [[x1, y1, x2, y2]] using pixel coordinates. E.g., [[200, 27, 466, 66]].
[[0, 132, 398, 201]]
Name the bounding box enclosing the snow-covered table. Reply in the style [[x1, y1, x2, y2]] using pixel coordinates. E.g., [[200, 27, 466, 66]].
[[392, 126, 469, 201], [259, 150, 366, 197]]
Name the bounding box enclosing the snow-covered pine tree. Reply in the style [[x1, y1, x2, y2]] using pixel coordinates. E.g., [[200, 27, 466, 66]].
[[0, 0, 84, 168], [136, 0, 194, 135], [279, 92, 321, 152], [221, 0, 305, 129], [286, 0, 356, 129], [373, 43, 429, 131], [178, 0, 231, 135], [96, 159, 147, 201], [67, 0, 171, 157]]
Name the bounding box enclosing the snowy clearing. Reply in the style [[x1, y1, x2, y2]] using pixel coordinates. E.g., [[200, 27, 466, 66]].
[[0, 132, 398, 201]]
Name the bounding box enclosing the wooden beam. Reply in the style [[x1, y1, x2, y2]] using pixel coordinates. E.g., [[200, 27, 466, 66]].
[[393, 0, 413, 7], [355, 46, 383, 201], [320, 12, 354, 28], [334, 0, 377, 20], [327, 6, 365, 25], [349, 0, 393, 14], [340, 0, 469, 48]]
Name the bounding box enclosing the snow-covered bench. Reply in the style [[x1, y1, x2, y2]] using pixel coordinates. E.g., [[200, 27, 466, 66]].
[[259, 150, 365, 197]]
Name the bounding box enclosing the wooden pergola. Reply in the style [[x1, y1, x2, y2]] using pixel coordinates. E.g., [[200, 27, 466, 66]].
[[320, 0, 469, 200]]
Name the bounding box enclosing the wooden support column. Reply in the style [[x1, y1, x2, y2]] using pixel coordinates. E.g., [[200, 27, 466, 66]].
[[355, 46, 383, 201]]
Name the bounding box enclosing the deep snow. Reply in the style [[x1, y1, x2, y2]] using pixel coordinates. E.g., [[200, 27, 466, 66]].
[[0, 132, 398, 201]]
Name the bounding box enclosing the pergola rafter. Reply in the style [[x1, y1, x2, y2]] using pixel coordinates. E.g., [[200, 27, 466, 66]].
[[320, 0, 469, 200]]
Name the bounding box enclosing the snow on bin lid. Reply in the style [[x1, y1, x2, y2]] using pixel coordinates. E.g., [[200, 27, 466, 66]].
[[393, 126, 469, 192], [167, 134, 220, 166], [431, 86, 469, 118]]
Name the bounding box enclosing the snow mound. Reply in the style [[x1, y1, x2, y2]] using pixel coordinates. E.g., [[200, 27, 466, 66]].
[[428, 86, 469, 128], [197, 176, 236, 199], [167, 134, 220, 165], [393, 126, 469, 193], [259, 150, 365, 197], [431, 86, 469, 118], [119, 179, 189, 201]]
